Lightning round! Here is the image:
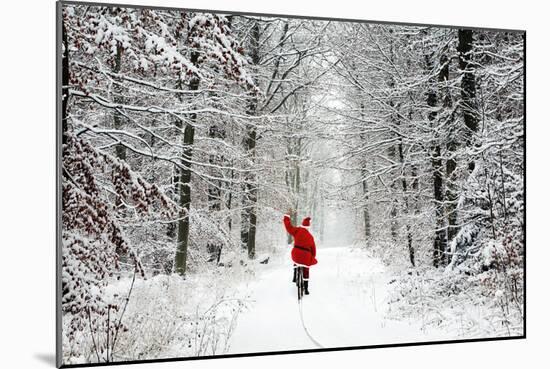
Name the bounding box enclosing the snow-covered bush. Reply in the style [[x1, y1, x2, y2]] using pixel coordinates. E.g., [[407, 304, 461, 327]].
[[387, 251, 523, 338], [63, 264, 252, 364], [62, 131, 176, 362]]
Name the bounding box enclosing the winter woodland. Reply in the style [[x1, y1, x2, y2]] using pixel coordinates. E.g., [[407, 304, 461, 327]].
[[60, 3, 525, 365]]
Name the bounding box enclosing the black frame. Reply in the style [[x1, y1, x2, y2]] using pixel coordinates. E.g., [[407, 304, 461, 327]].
[[56, 1, 527, 367]]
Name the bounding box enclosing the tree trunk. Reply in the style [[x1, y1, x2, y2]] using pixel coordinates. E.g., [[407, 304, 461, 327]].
[[289, 139, 301, 244], [387, 141, 399, 241], [426, 51, 447, 268], [398, 139, 414, 267], [361, 166, 371, 241], [445, 143, 458, 266], [174, 52, 200, 276], [439, 49, 457, 266], [241, 21, 260, 259], [458, 29, 479, 172], [246, 128, 258, 260], [442, 29, 479, 264], [432, 145, 446, 267], [167, 81, 184, 239], [242, 123, 258, 259], [227, 163, 234, 231], [387, 37, 399, 243], [359, 102, 371, 242]]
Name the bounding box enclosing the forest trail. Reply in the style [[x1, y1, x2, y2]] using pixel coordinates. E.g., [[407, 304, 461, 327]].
[[227, 247, 447, 354]]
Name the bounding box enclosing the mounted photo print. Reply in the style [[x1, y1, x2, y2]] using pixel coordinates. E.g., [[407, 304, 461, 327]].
[[56, 0, 525, 367]]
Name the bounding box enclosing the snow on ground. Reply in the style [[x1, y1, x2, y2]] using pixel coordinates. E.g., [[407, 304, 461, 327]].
[[227, 246, 451, 354]]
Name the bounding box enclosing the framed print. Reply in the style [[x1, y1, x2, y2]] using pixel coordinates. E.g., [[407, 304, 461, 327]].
[[56, 1, 525, 366]]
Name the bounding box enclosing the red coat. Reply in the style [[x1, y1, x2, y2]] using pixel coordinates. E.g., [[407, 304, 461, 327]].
[[283, 215, 318, 266]]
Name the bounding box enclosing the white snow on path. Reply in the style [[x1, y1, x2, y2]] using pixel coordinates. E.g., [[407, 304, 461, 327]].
[[227, 247, 450, 354]]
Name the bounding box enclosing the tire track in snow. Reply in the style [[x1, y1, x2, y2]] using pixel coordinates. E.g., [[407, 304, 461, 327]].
[[298, 301, 324, 348]]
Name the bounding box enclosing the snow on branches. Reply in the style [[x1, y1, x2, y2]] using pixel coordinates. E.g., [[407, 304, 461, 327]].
[[63, 5, 256, 94]]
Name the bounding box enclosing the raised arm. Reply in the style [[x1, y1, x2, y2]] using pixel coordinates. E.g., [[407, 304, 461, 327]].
[[283, 214, 299, 237]]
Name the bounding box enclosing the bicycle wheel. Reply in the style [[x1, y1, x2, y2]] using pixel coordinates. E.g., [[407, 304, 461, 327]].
[[296, 267, 304, 301]]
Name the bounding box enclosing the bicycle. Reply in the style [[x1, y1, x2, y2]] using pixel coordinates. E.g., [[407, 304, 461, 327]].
[[294, 265, 306, 301]]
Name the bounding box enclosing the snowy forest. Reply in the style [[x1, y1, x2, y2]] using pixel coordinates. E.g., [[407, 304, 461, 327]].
[[59, 3, 525, 365]]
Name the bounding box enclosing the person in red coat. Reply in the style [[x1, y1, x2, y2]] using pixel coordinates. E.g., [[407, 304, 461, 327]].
[[283, 210, 317, 295]]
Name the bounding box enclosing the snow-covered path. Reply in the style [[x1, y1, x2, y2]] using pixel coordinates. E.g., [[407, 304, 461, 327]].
[[227, 247, 447, 354]]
